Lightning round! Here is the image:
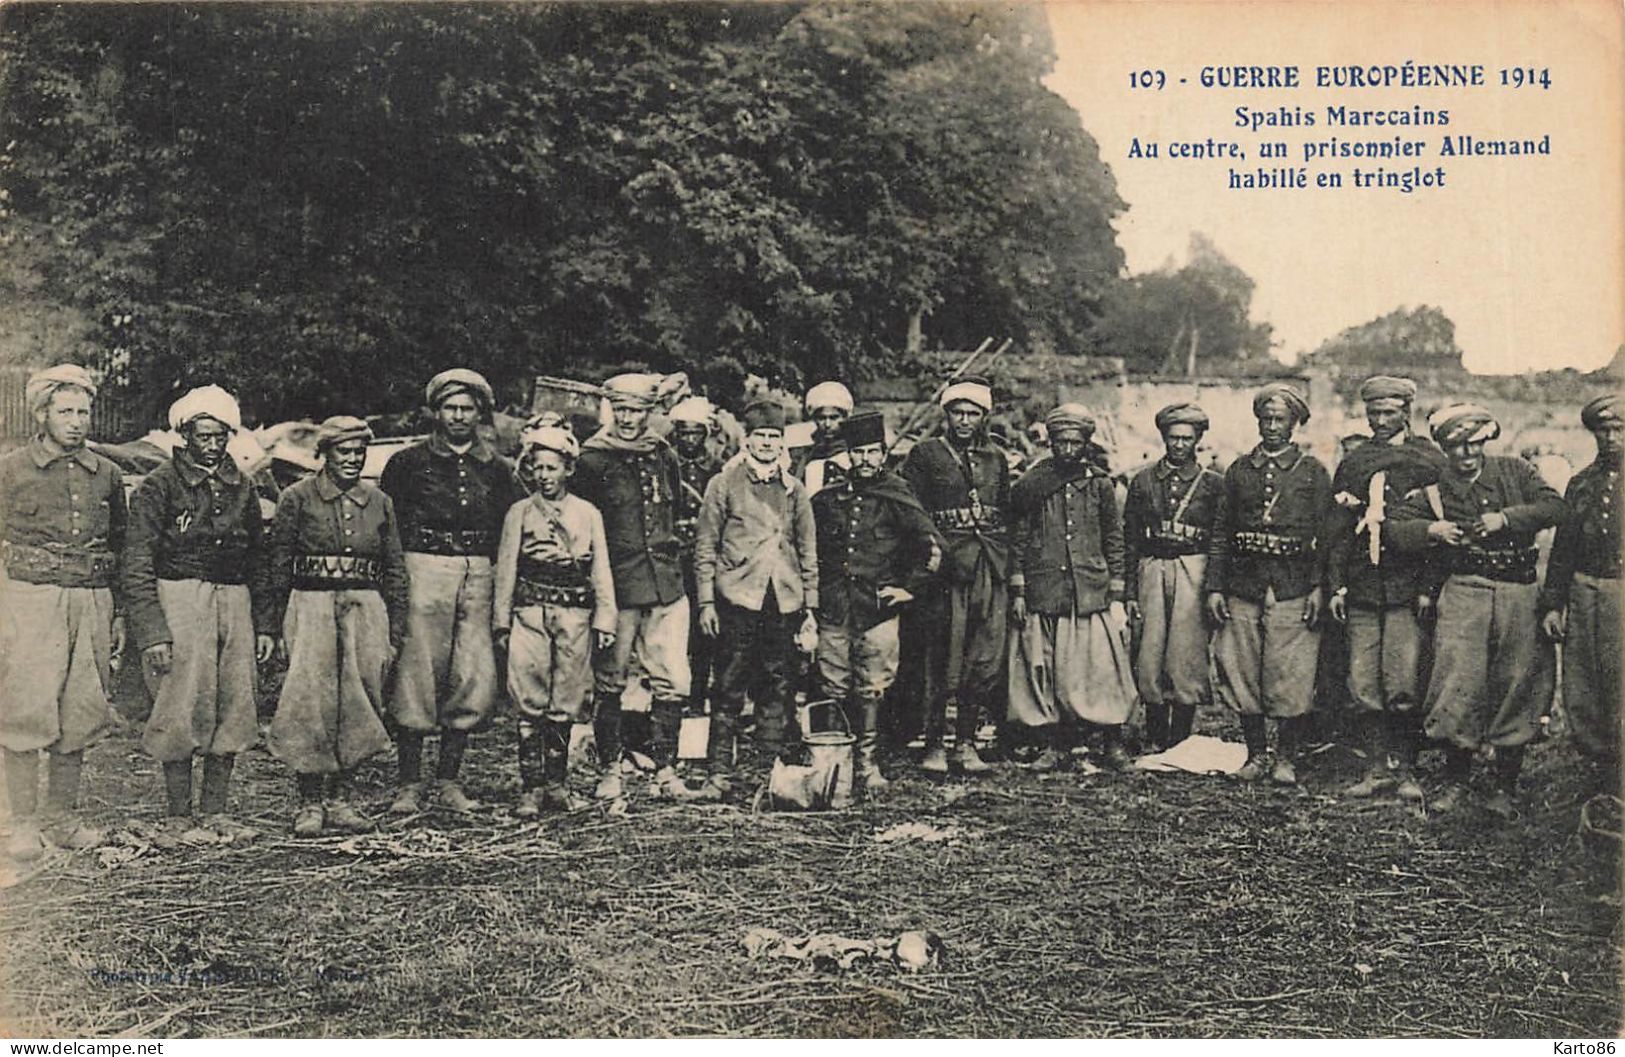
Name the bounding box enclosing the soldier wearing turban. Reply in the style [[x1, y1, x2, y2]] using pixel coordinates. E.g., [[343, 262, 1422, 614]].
[[123, 385, 276, 845], [1007, 405, 1137, 770], [380, 368, 520, 818], [1327, 375, 1446, 802], [574, 374, 697, 801], [267, 414, 409, 837], [1388, 404, 1565, 816], [663, 396, 724, 722], [0, 365, 124, 859], [794, 381, 855, 494], [1122, 402, 1224, 752], [900, 375, 1013, 775], [494, 422, 616, 816], [1540, 393, 1625, 786], [1204, 382, 1333, 784]]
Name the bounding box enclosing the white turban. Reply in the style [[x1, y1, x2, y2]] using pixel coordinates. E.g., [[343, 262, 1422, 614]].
[[805, 381, 854, 413], [669, 396, 714, 426], [521, 425, 580, 461], [1428, 403, 1501, 446], [939, 380, 993, 413], [168, 385, 242, 433]]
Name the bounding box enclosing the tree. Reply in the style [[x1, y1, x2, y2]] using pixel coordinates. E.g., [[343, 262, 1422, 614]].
[[0, 2, 1127, 430], [1087, 233, 1275, 374], [1301, 305, 1465, 372]]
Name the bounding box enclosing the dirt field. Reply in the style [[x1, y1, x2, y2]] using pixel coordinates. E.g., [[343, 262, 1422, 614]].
[[1, 707, 1619, 1039]]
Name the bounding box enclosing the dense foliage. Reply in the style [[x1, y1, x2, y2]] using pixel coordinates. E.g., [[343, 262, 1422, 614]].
[[1301, 304, 1465, 372], [0, 1, 1126, 427], [1087, 234, 1277, 375]]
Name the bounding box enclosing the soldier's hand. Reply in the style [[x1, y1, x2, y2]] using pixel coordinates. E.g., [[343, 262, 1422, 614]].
[[1540, 609, 1566, 642], [255, 634, 276, 665], [1474, 511, 1508, 538], [1413, 594, 1434, 622], [1427, 520, 1464, 546], [143, 642, 173, 678], [698, 603, 720, 639], [1328, 592, 1347, 625], [1108, 600, 1130, 647], [1123, 599, 1142, 624], [1205, 592, 1230, 625], [1010, 594, 1028, 625], [275, 637, 289, 665], [1302, 587, 1323, 628], [593, 629, 616, 653], [111, 616, 127, 663], [877, 586, 914, 608], [493, 626, 511, 654]]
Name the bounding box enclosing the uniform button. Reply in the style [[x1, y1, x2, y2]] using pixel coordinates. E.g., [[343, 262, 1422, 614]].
[[71, 510, 80, 518], [345, 528, 354, 536], [1065, 534, 1072, 541], [344, 546, 353, 553], [72, 528, 80, 535], [215, 538, 223, 545], [71, 493, 79, 501]]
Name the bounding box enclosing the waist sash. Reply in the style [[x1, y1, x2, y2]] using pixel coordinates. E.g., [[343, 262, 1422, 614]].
[[0, 539, 116, 587], [292, 553, 381, 591]]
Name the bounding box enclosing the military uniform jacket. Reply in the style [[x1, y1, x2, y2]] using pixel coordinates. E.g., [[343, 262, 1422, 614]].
[[1325, 433, 1447, 608], [1541, 458, 1623, 611], [674, 450, 723, 555], [122, 449, 275, 651], [1203, 443, 1332, 603], [1010, 458, 1125, 617], [1122, 458, 1224, 598], [574, 439, 686, 609], [379, 435, 520, 558], [269, 474, 411, 646], [0, 439, 126, 591], [899, 435, 1011, 584], [1388, 455, 1565, 592], [812, 470, 943, 631]]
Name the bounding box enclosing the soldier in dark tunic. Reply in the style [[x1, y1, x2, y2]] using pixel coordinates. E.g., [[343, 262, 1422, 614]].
[[668, 396, 723, 718], [1540, 394, 1623, 791], [0, 365, 126, 860], [900, 377, 1012, 775], [573, 374, 697, 801], [1389, 404, 1565, 816], [811, 410, 942, 795], [1122, 403, 1224, 753], [123, 386, 275, 844], [1205, 383, 1332, 786], [382, 369, 521, 816], [790, 381, 852, 493], [1325, 376, 1447, 801], [1007, 405, 1136, 770]]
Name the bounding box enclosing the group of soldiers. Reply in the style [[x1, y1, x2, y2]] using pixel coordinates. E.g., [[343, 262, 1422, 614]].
[[0, 362, 1619, 854]]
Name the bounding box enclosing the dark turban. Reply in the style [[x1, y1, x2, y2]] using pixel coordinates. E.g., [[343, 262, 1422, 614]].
[[1154, 402, 1209, 434], [1580, 393, 1624, 431], [1044, 403, 1095, 437], [1252, 383, 1310, 425], [1358, 375, 1417, 406], [424, 368, 494, 412], [316, 415, 374, 451], [841, 410, 887, 448]]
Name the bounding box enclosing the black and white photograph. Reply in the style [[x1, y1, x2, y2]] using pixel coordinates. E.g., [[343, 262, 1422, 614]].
[[0, 0, 1621, 1040]]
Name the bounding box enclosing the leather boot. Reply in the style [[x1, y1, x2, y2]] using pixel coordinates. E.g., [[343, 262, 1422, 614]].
[[541, 719, 583, 811], [162, 759, 194, 817], [515, 719, 546, 817], [650, 699, 685, 772], [856, 697, 888, 793], [1170, 703, 1197, 746], [199, 755, 234, 816], [396, 730, 424, 786], [593, 692, 623, 768], [1143, 703, 1171, 751], [436, 730, 469, 783]]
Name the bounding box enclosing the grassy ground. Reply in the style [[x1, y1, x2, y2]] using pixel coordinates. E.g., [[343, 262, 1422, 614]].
[[0, 707, 1619, 1039]]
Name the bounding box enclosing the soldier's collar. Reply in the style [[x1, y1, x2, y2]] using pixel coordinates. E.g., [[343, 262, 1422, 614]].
[[315, 472, 371, 505], [428, 433, 495, 463], [29, 436, 100, 472], [1249, 443, 1300, 469], [1155, 458, 1199, 481], [174, 448, 241, 486]]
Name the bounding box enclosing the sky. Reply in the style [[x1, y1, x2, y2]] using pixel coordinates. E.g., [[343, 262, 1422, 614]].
[[1043, 0, 1625, 373]]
